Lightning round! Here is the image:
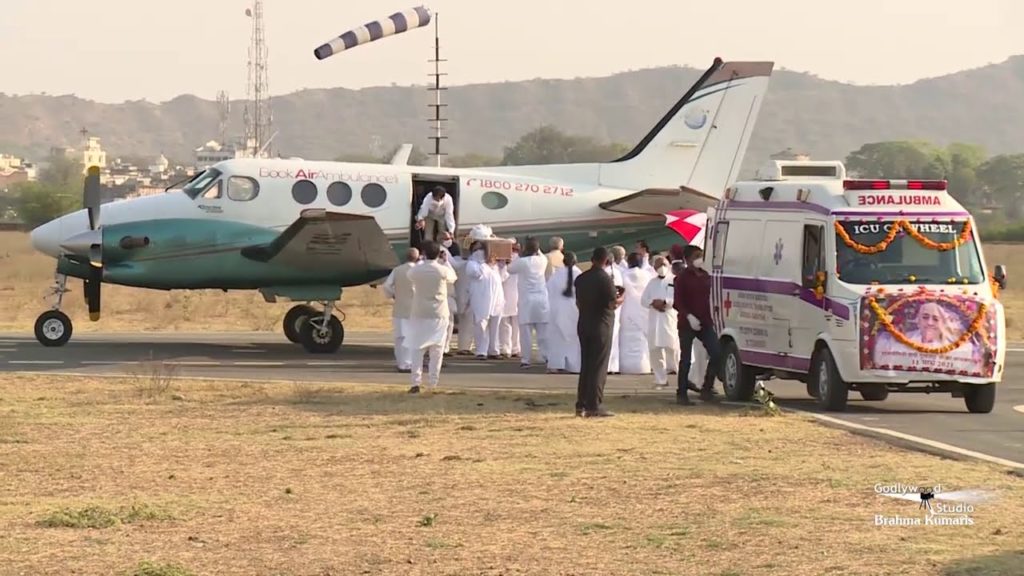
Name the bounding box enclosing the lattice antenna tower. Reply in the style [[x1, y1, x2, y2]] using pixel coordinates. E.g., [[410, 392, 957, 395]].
[[216, 90, 231, 144], [243, 0, 273, 157], [426, 13, 447, 167]]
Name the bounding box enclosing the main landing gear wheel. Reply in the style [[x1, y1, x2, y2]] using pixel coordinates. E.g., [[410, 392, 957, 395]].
[[35, 310, 73, 347], [283, 304, 317, 344], [299, 314, 344, 354]]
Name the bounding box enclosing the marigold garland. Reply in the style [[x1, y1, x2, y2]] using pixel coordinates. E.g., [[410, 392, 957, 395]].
[[835, 219, 973, 254], [866, 292, 992, 345], [867, 296, 988, 355]]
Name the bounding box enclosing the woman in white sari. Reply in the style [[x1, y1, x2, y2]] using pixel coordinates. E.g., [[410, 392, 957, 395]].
[[545, 251, 582, 374]]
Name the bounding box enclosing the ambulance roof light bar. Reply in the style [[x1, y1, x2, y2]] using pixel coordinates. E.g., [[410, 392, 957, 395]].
[[843, 179, 947, 191]]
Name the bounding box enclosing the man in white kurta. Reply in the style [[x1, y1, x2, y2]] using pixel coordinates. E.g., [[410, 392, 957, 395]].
[[508, 237, 550, 368], [415, 186, 457, 243], [641, 256, 680, 387], [406, 241, 458, 392], [604, 247, 626, 374], [466, 247, 506, 359], [381, 248, 419, 372], [498, 242, 521, 358], [438, 248, 459, 355], [619, 253, 652, 374], [452, 241, 478, 355]]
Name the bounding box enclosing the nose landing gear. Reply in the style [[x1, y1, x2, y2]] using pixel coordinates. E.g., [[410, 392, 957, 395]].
[[34, 273, 73, 347]]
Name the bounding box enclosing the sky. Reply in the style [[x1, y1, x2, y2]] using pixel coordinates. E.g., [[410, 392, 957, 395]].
[[2, 0, 1022, 103]]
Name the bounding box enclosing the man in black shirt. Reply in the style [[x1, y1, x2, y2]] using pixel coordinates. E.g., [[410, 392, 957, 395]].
[[573, 246, 623, 417]]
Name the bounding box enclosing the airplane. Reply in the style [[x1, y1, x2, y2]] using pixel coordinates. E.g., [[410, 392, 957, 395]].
[[28, 57, 774, 354]]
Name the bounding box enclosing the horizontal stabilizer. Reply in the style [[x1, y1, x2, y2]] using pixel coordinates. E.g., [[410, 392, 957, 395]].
[[241, 209, 399, 272], [599, 186, 718, 216]]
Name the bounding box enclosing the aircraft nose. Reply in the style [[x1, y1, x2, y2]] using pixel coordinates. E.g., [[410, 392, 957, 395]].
[[30, 219, 62, 258]]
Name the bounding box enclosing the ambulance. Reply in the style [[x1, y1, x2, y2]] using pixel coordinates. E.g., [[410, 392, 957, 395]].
[[703, 160, 1007, 413]]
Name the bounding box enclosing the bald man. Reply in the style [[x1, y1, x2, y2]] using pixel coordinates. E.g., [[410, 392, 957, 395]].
[[382, 247, 420, 372]]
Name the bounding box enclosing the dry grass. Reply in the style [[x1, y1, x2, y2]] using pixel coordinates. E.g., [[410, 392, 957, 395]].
[[0, 231, 391, 333], [1, 373, 1022, 576]]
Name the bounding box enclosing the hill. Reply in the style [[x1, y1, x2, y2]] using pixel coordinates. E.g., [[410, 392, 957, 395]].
[[2, 56, 1024, 174]]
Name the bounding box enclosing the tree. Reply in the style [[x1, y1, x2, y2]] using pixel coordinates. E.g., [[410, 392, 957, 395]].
[[946, 143, 987, 205], [501, 125, 630, 165], [844, 141, 948, 179], [976, 154, 1024, 218], [11, 152, 84, 228]]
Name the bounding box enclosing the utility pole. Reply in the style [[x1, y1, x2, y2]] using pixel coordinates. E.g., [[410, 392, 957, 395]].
[[243, 0, 273, 157], [426, 13, 447, 167]]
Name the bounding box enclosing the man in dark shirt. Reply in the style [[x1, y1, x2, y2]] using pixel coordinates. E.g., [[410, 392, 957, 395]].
[[673, 245, 721, 404], [573, 246, 623, 417]]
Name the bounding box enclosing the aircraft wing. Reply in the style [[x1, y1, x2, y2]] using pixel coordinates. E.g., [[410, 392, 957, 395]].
[[240, 209, 399, 272], [599, 186, 719, 216]]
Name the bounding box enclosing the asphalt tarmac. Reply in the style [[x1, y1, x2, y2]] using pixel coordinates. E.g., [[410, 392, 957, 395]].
[[1, 330, 1021, 467]]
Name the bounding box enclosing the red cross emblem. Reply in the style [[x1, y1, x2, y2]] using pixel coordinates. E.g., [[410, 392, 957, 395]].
[[723, 293, 733, 316]]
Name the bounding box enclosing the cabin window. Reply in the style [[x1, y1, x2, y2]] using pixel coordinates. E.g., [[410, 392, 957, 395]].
[[227, 176, 259, 201], [711, 221, 729, 268], [327, 182, 353, 206], [361, 183, 387, 208], [291, 180, 317, 205], [481, 191, 508, 210]]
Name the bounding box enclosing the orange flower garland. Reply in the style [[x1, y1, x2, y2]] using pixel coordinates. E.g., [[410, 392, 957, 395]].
[[835, 219, 973, 254], [867, 291, 992, 344], [867, 296, 988, 355], [813, 271, 826, 300]]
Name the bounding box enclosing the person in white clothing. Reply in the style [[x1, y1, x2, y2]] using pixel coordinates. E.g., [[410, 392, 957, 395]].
[[438, 248, 459, 355], [452, 240, 479, 355], [498, 240, 521, 358], [545, 251, 582, 374], [605, 246, 626, 374], [507, 237, 550, 369], [415, 185, 457, 243], [405, 240, 458, 393], [619, 252, 652, 374], [635, 240, 657, 276], [641, 256, 682, 387], [381, 248, 420, 372], [466, 244, 506, 359], [544, 236, 565, 280]]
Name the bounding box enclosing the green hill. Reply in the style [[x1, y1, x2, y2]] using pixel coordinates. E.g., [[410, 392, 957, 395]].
[[1, 55, 1023, 174]]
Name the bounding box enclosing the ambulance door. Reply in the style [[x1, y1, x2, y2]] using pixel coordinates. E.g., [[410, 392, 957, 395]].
[[757, 219, 803, 357], [793, 222, 830, 358]]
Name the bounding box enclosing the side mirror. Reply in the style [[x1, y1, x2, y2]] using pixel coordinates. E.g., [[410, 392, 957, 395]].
[[994, 264, 1007, 289]]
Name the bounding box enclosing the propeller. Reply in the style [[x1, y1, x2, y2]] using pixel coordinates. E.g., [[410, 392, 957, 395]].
[[83, 166, 102, 321]]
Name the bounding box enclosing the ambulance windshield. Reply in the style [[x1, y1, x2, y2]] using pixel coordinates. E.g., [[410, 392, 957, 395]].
[[835, 220, 984, 285]]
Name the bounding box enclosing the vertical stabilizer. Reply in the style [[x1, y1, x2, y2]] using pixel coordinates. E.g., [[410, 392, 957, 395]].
[[599, 59, 773, 195]]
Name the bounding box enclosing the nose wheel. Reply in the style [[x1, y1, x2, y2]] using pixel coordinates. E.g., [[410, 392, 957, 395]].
[[35, 310, 73, 347]]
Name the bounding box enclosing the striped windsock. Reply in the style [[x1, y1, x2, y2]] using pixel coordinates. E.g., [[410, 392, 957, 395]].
[[314, 6, 432, 60]]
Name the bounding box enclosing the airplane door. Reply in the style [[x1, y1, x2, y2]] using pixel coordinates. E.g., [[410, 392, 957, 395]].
[[410, 174, 460, 250]]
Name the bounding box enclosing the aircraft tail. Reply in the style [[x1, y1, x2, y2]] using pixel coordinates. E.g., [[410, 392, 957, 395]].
[[599, 58, 774, 194], [481, 58, 773, 199]]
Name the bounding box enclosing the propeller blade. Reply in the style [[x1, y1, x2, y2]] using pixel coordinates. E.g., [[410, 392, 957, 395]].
[[85, 269, 101, 321], [84, 165, 101, 230]]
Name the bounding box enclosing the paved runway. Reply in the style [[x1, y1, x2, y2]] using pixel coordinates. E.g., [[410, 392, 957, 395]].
[[1, 331, 1022, 466]]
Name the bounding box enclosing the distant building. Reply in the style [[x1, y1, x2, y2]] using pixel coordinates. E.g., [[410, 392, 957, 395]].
[[194, 139, 255, 169], [50, 134, 109, 174], [0, 154, 36, 191]]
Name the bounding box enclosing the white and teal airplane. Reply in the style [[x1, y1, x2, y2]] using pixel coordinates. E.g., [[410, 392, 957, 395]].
[[29, 58, 773, 353]]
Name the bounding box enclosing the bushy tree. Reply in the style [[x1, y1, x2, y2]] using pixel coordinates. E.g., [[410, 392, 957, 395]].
[[12, 153, 84, 228], [976, 154, 1024, 218]]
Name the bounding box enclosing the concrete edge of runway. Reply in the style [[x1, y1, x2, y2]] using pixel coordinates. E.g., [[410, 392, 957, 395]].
[[10, 370, 1024, 474]]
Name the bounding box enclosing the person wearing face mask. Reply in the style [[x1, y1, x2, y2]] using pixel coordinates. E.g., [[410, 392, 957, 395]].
[[498, 240, 521, 359], [618, 252, 652, 375], [641, 255, 681, 389], [673, 245, 720, 404], [415, 185, 457, 244], [440, 231, 461, 258], [507, 237, 550, 369], [465, 243, 506, 359]]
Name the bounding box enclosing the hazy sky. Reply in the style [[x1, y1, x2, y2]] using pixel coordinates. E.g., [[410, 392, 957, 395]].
[[2, 0, 1021, 103]]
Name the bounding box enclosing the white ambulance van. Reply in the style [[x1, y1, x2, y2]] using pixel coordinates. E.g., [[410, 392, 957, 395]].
[[704, 160, 1007, 413]]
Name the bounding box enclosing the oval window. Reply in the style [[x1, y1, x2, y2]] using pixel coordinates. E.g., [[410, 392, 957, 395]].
[[291, 180, 317, 205], [227, 176, 259, 201], [361, 183, 387, 208], [481, 191, 509, 210], [327, 182, 352, 206]]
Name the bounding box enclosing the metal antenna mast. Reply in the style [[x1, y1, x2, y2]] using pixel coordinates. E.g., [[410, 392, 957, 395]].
[[426, 13, 447, 167], [243, 0, 273, 157], [216, 90, 230, 144]]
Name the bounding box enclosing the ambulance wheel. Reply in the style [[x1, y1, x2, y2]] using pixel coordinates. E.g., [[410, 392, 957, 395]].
[[963, 383, 995, 414], [35, 310, 72, 347], [299, 314, 344, 354], [859, 384, 889, 401], [283, 304, 317, 344], [806, 380, 819, 399], [721, 340, 755, 401], [811, 347, 848, 411]]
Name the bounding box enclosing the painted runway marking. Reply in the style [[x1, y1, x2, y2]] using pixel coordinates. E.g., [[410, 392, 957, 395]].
[[0, 349, 16, 352], [305, 361, 354, 366], [231, 349, 266, 353], [232, 361, 284, 366], [9, 360, 64, 365], [165, 361, 221, 366], [1014, 405, 1024, 415], [82, 360, 139, 365]]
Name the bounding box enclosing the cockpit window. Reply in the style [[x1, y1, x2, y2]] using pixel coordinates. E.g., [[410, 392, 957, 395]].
[[182, 168, 222, 199]]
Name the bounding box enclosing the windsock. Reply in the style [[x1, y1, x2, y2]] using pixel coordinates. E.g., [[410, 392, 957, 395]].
[[314, 6, 432, 61]]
